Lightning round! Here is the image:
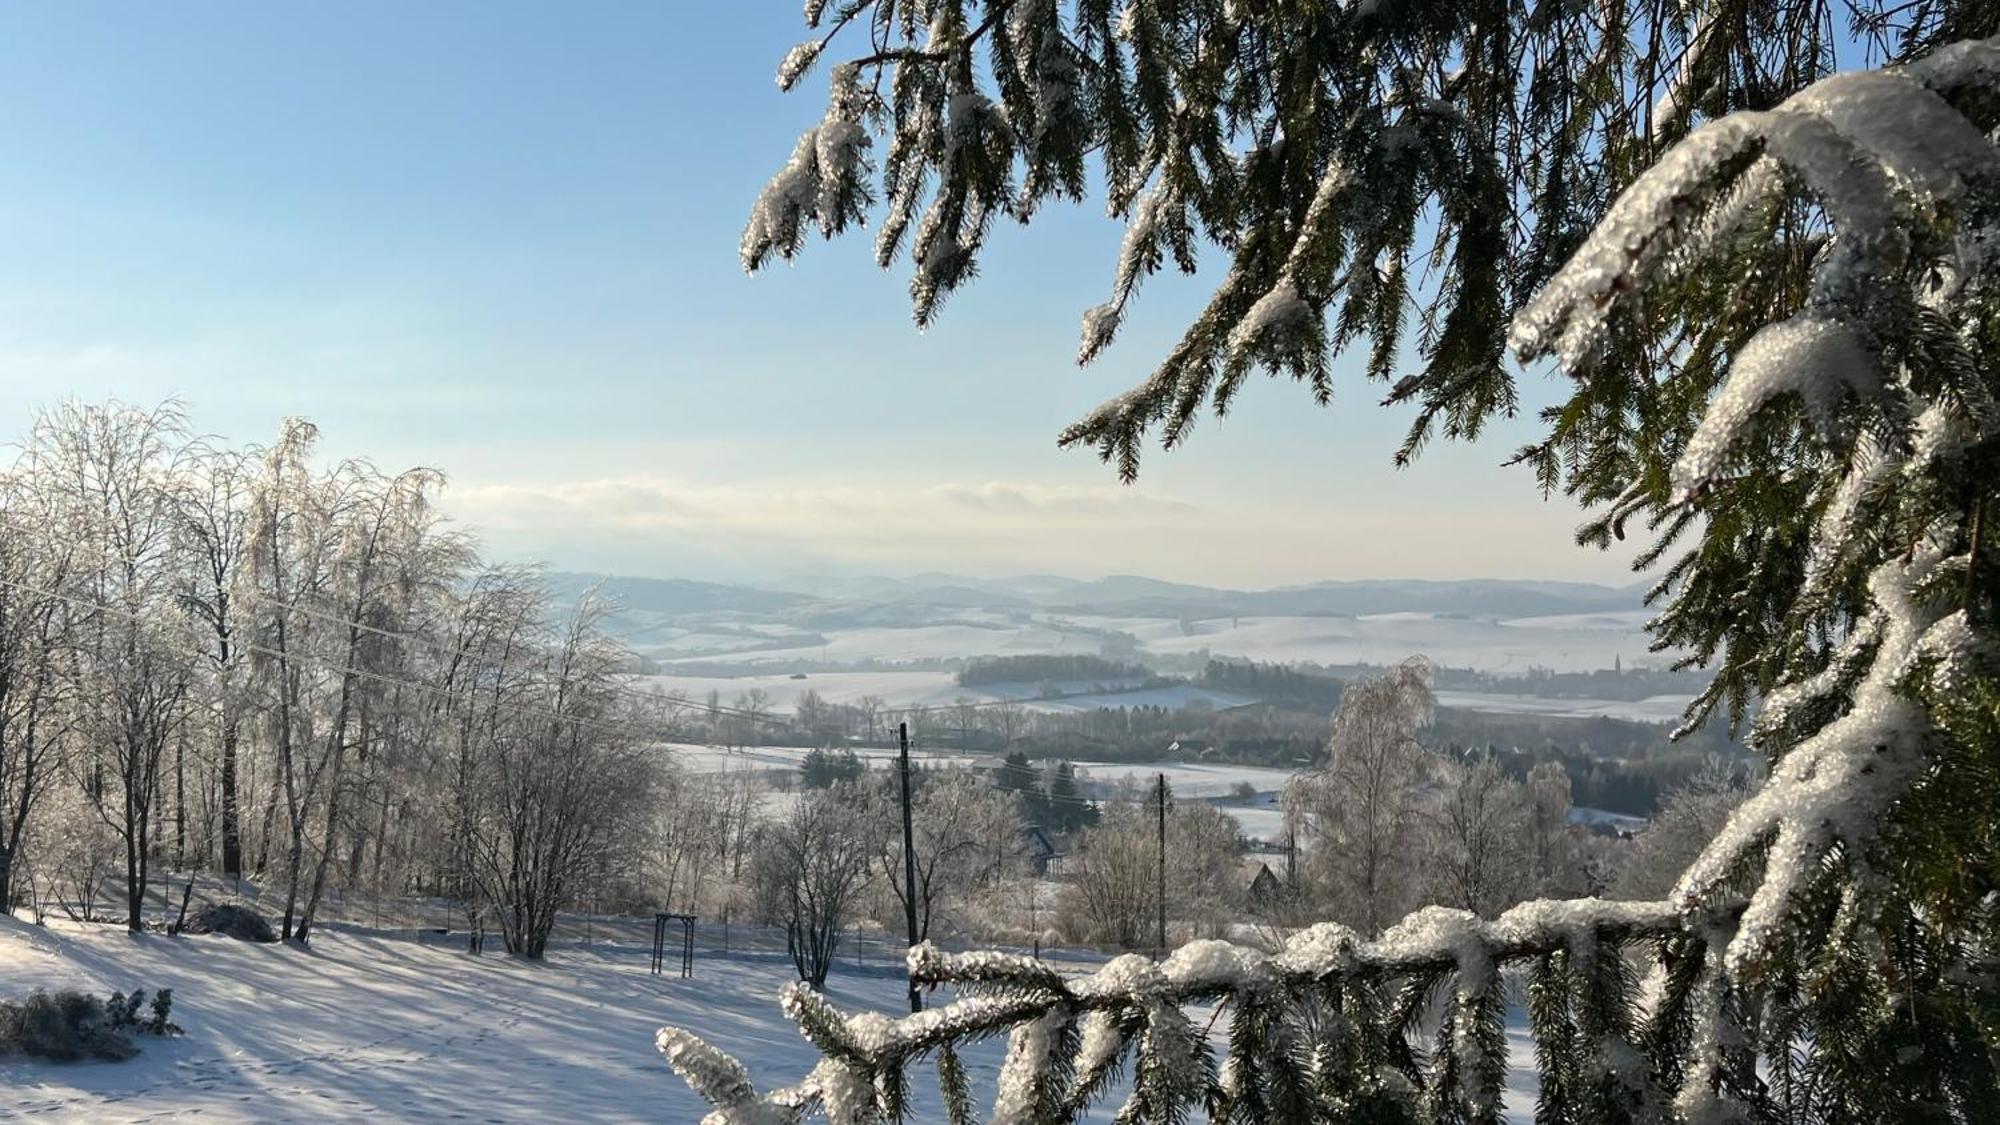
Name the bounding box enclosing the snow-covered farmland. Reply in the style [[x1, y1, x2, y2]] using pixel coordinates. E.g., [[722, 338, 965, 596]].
[[623, 608, 1687, 725], [667, 741, 1308, 841], [631, 670, 1257, 715], [1434, 689, 1693, 723], [0, 916, 1554, 1121], [634, 669, 962, 710], [1064, 760, 1301, 801], [640, 609, 1658, 677], [663, 741, 982, 774], [1059, 610, 1656, 672], [655, 622, 1090, 667]]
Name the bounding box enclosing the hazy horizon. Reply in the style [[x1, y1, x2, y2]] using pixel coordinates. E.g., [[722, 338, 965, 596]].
[[546, 562, 1648, 596]]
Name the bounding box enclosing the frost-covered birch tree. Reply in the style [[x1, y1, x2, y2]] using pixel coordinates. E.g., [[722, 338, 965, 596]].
[[1283, 657, 1434, 935], [36, 402, 193, 933], [0, 462, 77, 911], [173, 441, 254, 882], [1424, 754, 1529, 921]]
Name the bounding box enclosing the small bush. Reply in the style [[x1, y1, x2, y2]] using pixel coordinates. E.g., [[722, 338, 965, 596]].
[[105, 988, 181, 1037], [0, 989, 136, 1062], [148, 989, 180, 1036], [183, 902, 277, 943]]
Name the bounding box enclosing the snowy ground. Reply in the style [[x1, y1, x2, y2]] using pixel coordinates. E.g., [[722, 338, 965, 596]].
[[629, 611, 1685, 723], [1064, 760, 1302, 801], [662, 741, 985, 775], [0, 916, 1549, 1122], [1435, 689, 1692, 723], [642, 610, 1660, 677], [0, 916, 1024, 1122], [635, 670, 1258, 716], [1059, 611, 1656, 673]]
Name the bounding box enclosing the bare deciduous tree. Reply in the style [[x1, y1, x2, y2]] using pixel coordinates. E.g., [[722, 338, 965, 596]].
[[1424, 753, 1528, 918], [0, 469, 77, 910], [750, 786, 873, 988], [1062, 798, 1242, 949], [864, 769, 1023, 941], [38, 401, 194, 932], [466, 597, 659, 958]]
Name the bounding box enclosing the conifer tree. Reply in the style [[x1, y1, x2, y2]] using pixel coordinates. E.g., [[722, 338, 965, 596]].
[[662, 28, 2000, 1125], [747, 0, 1996, 733]]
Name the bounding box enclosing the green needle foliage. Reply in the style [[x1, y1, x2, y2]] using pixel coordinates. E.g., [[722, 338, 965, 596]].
[[682, 16, 2000, 1124], [746, 0, 1996, 734]]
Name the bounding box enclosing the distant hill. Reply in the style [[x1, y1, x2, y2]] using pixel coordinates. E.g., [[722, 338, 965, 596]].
[[555, 569, 1643, 629], [1037, 576, 1639, 620]]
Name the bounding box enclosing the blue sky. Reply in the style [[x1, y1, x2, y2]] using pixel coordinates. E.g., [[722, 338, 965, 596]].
[[0, 3, 1634, 588]]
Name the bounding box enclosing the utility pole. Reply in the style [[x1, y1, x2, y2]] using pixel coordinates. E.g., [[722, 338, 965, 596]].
[[898, 721, 922, 1013], [1156, 771, 1169, 959]]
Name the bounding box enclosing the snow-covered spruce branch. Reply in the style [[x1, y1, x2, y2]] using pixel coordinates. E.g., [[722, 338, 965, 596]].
[[658, 898, 1707, 1123], [670, 36, 2000, 1125], [1516, 35, 2000, 987]]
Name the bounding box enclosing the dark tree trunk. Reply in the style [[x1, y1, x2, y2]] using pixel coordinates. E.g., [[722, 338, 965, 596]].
[[173, 734, 186, 870], [220, 718, 242, 881]]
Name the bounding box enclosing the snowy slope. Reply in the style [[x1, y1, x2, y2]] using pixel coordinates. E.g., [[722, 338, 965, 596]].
[[0, 916, 1548, 1121], [0, 916, 1014, 1122]]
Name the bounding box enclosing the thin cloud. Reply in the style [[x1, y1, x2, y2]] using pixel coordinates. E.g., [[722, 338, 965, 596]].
[[440, 473, 1621, 587]]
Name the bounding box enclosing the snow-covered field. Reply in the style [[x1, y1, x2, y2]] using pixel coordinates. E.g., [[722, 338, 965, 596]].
[[627, 609, 1680, 726], [0, 916, 1551, 1121], [1065, 760, 1301, 801], [668, 743, 1304, 835], [1061, 611, 1655, 673], [663, 741, 983, 774], [1435, 689, 1693, 724], [655, 622, 1090, 667], [632, 671, 1257, 716], [643, 610, 1658, 676]]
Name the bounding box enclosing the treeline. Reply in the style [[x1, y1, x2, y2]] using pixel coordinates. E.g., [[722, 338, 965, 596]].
[[0, 402, 658, 956], [1199, 656, 1713, 708], [1197, 659, 1345, 709], [1005, 705, 1327, 767], [954, 653, 1150, 688]]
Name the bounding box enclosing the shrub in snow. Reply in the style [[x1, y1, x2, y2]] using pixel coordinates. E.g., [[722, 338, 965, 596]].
[[662, 34, 2000, 1124], [0, 989, 138, 1062], [183, 902, 278, 943], [148, 989, 181, 1037], [105, 988, 182, 1038]]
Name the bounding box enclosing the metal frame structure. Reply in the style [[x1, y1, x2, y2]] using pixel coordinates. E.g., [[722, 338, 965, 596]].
[[652, 912, 696, 978]]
